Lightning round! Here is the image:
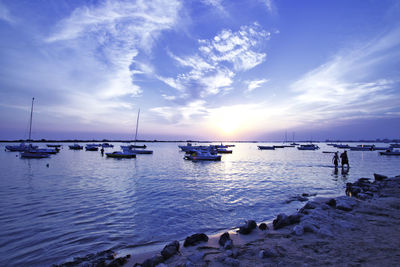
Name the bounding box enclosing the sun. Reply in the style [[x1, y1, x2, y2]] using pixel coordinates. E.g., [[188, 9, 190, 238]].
[[219, 117, 240, 134]]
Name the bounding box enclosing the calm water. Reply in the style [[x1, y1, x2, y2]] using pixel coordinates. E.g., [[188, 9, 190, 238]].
[[0, 142, 399, 266]]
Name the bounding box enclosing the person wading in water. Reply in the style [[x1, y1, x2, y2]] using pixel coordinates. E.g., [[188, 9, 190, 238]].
[[340, 150, 350, 168], [332, 152, 340, 168]]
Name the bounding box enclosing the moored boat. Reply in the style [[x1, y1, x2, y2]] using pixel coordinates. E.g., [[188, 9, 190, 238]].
[[69, 144, 83, 150], [379, 150, 400, 156], [106, 151, 136, 158], [297, 144, 319, 150], [184, 150, 221, 161], [85, 144, 99, 151], [20, 151, 50, 158], [6, 142, 38, 152], [258, 145, 275, 150]]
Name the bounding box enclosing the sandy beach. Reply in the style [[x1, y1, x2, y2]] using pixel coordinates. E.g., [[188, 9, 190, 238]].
[[121, 174, 400, 267]]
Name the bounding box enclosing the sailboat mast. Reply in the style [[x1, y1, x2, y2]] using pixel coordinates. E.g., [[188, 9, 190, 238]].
[[28, 97, 34, 141], [134, 108, 140, 144]]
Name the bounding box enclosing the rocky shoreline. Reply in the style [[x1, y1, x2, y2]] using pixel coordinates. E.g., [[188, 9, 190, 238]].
[[55, 173, 400, 267]]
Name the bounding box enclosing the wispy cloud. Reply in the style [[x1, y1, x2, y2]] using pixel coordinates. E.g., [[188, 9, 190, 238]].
[[159, 23, 271, 100], [45, 0, 181, 100], [0, 1, 14, 24], [289, 27, 400, 124], [245, 79, 269, 92]]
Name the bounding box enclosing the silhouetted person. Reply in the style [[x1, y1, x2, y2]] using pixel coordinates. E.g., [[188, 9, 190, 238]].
[[332, 152, 340, 168], [340, 151, 349, 168], [100, 147, 104, 156]]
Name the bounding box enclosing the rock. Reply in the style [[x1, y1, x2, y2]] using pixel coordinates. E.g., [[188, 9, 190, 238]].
[[223, 257, 240, 266], [302, 222, 318, 233], [224, 239, 233, 250], [238, 220, 257, 234], [259, 223, 268, 230], [226, 250, 233, 257], [185, 261, 195, 267], [161, 240, 180, 260], [107, 256, 128, 267], [155, 264, 167, 267], [141, 255, 164, 267], [219, 232, 231, 247], [231, 248, 239, 258], [326, 198, 336, 207], [288, 213, 302, 224], [259, 248, 278, 258], [273, 213, 290, 230], [183, 233, 208, 247], [188, 252, 204, 262], [374, 173, 388, 181], [336, 197, 357, 211], [357, 193, 371, 200], [292, 225, 304, 236]]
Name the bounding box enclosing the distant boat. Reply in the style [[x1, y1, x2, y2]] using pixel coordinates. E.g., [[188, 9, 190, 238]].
[[85, 144, 99, 151], [379, 150, 400, 156], [6, 142, 37, 152], [297, 144, 319, 150], [20, 151, 50, 158], [184, 150, 221, 161], [106, 150, 136, 158], [47, 144, 62, 148], [217, 148, 232, 154], [101, 143, 114, 148], [349, 145, 374, 151], [129, 109, 153, 154], [69, 144, 83, 150], [258, 146, 275, 150], [6, 98, 38, 152]]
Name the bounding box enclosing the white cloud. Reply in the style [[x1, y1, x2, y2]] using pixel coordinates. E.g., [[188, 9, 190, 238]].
[[46, 0, 181, 100], [246, 79, 268, 92], [289, 28, 400, 123], [159, 23, 270, 99], [0, 2, 14, 23]]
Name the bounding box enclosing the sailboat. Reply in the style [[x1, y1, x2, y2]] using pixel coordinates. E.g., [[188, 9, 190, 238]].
[[16, 98, 52, 158], [127, 109, 153, 154], [5, 98, 39, 152]]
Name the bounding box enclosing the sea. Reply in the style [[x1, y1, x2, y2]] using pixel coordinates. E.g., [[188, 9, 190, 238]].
[[0, 142, 399, 266]]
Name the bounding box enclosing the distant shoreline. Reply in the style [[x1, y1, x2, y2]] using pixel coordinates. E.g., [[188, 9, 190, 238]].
[[1, 139, 399, 143]]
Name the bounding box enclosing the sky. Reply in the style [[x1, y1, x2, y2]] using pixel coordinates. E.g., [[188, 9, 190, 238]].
[[0, 0, 399, 141]]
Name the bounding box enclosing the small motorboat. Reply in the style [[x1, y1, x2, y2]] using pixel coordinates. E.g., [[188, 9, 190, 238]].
[[69, 144, 83, 150], [379, 150, 400, 156], [184, 150, 221, 161], [85, 144, 99, 151], [101, 143, 114, 148], [297, 144, 319, 150], [258, 146, 275, 150], [47, 144, 62, 148], [217, 148, 232, 154], [106, 151, 136, 158]]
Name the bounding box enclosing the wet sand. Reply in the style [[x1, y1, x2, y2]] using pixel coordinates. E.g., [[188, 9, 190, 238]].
[[125, 174, 400, 266]]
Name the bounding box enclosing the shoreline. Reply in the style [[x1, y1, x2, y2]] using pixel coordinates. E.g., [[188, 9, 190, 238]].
[[53, 173, 400, 267], [121, 173, 400, 266]]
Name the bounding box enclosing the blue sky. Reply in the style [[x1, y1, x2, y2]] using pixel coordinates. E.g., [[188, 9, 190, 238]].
[[0, 0, 399, 141]]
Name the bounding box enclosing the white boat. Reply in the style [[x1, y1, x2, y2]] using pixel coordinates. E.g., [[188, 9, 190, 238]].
[[130, 109, 153, 154], [217, 148, 232, 154], [6, 142, 38, 152], [258, 146, 275, 150], [6, 98, 38, 152], [333, 144, 350, 149], [184, 150, 221, 161], [297, 144, 319, 150], [106, 151, 136, 158], [69, 144, 83, 150]]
